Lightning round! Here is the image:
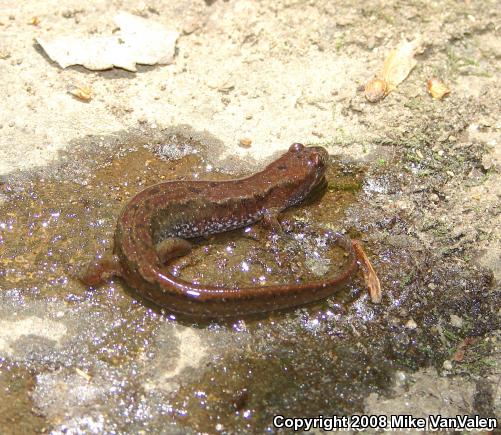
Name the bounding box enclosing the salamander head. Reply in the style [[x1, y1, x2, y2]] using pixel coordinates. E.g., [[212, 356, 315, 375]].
[[290, 142, 328, 177], [288, 142, 328, 189], [266, 143, 329, 208]]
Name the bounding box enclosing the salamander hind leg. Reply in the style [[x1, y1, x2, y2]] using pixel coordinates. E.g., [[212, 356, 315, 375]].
[[155, 238, 193, 265]]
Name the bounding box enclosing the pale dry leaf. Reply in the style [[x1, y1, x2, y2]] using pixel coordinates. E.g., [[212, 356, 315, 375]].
[[37, 12, 179, 71], [69, 86, 93, 101], [239, 138, 252, 148], [364, 36, 424, 102], [382, 36, 424, 92], [427, 77, 451, 100]]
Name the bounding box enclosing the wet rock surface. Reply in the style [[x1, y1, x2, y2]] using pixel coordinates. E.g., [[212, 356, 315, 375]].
[[0, 126, 498, 433]]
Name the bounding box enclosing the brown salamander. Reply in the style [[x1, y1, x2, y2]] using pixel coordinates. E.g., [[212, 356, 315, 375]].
[[80, 143, 359, 318]]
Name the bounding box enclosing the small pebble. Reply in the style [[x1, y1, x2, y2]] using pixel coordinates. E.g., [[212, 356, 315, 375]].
[[442, 360, 453, 370], [395, 371, 406, 381], [405, 319, 417, 329], [481, 155, 493, 170], [450, 314, 463, 328], [394, 371, 407, 387]]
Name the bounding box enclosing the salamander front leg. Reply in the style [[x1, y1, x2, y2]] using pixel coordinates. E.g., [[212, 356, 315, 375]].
[[260, 208, 283, 234], [243, 210, 283, 241], [155, 237, 193, 265]]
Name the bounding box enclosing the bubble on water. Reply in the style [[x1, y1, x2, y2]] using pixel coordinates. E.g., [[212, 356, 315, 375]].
[[158, 138, 198, 160]]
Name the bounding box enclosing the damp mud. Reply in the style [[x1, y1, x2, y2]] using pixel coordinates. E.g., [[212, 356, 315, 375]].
[[0, 125, 498, 433]]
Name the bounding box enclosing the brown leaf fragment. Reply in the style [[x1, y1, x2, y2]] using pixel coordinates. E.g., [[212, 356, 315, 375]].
[[239, 138, 252, 148], [69, 86, 93, 101], [364, 78, 388, 103], [451, 337, 477, 362], [427, 77, 451, 100], [352, 240, 382, 303]]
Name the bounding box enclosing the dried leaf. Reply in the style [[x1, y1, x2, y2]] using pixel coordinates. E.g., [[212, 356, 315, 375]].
[[364, 78, 388, 103], [427, 77, 451, 100], [69, 86, 93, 101], [363, 36, 423, 102], [352, 240, 382, 303], [239, 138, 252, 148], [37, 12, 179, 71], [451, 337, 477, 362], [382, 37, 423, 92]]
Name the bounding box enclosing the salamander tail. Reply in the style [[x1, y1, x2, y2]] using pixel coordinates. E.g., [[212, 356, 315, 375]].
[[76, 254, 123, 287]]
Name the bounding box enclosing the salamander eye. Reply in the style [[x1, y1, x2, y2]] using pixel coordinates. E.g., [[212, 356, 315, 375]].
[[290, 143, 304, 152]]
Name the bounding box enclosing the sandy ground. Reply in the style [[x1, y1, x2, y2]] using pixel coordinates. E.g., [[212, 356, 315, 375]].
[[0, 0, 499, 433]]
